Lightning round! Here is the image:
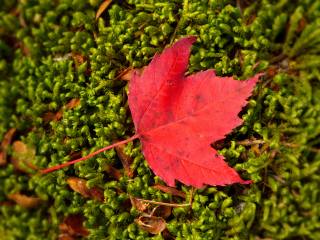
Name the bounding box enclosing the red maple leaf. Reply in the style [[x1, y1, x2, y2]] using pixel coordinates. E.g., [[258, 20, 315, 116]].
[[42, 37, 261, 188]]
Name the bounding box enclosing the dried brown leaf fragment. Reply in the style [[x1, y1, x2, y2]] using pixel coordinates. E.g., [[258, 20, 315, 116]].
[[151, 205, 172, 220], [152, 185, 186, 199], [59, 214, 90, 238], [72, 51, 91, 74], [67, 177, 104, 201], [120, 66, 147, 81], [95, 0, 114, 22], [43, 112, 55, 123], [113, 66, 133, 81], [53, 98, 81, 122], [105, 165, 123, 180], [135, 216, 166, 234], [57, 235, 80, 240], [130, 195, 148, 212], [10, 141, 38, 172], [69, 150, 83, 161], [114, 140, 134, 178], [0, 128, 16, 166], [7, 192, 44, 209]]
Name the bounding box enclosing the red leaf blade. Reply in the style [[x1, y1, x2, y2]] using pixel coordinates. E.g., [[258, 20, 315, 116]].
[[129, 36, 260, 188]]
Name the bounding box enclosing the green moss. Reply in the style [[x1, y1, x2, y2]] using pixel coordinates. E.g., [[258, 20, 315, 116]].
[[1, 0, 320, 239]]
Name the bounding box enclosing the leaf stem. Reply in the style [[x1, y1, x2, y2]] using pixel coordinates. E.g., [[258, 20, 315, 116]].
[[41, 135, 139, 174], [133, 198, 191, 207]]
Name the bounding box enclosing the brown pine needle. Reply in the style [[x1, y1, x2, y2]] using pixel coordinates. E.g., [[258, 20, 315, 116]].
[[170, 15, 180, 45], [189, 186, 194, 207]]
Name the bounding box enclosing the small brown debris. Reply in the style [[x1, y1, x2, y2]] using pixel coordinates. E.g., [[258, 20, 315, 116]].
[[72, 51, 91, 73], [268, 54, 286, 64], [65, 98, 81, 111], [134, 30, 145, 39], [296, 17, 307, 34], [0, 201, 15, 207], [129, 196, 190, 207], [43, 112, 55, 122], [72, 51, 83, 69], [270, 148, 278, 159], [130, 195, 148, 212], [7, 193, 44, 209], [280, 133, 286, 142], [0, 128, 17, 166], [93, 31, 99, 39], [120, 66, 147, 81], [61, 137, 72, 145], [10, 141, 38, 172], [236, 0, 251, 24], [135, 215, 166, 234], [247, 14, 256, 25], [273, 83, 280, 92], [113, 66, 133, 81], [57, 235, 80, 240], [115, 186, 124, 195], [67, 177, 104, 201], [123, 198, 132, 212], [266, 66, 276, 78], [113, 187, 131, 211], [162, 228, 176, 239], [53, 98, 81, 122], [152, 185, 186, 199], [12, 8, 27, 27], [268, 173, 285, 184], [59, 214, 90, 238], [21, 41, 31, 56], [105, 165, 123, 180], [291, 189, 301, 198], [122, 87, 127, 106], [250, 137, 260, 157], [95, 0, 114, 22], [212, 140, 225, 150], [260, 142, 270, 154], [114, 140, 134, 178], [69, 150, 83, 161], [252, 60, 262, 71], [151, 205, 171, 220], [9, 8, 20, 17], [254, 236, 276, 240]]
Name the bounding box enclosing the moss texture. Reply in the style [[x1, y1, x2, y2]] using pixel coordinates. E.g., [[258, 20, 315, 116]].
[[1, 0, 320, 239]]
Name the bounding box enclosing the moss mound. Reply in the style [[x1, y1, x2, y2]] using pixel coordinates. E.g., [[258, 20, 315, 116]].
[[1, 0, 320, 239]]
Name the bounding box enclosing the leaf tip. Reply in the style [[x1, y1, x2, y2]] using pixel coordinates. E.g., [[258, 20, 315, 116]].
[[251, 73, 264, 83], [173, 36, 198, 49]]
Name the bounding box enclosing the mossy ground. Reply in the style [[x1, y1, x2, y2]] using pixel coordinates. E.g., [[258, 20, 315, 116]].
[[1, 0, 320, 239]]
